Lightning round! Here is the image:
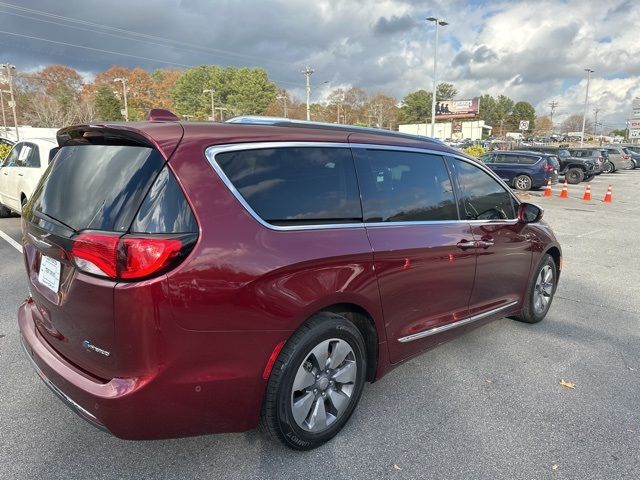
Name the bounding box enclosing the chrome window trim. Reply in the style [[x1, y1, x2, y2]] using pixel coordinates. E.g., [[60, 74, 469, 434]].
[[204, 142, 521, 232], [397, 300, 519, 343]]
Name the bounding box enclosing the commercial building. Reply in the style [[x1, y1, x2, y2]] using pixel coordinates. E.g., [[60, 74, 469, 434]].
[[399, 120, 491, 141]]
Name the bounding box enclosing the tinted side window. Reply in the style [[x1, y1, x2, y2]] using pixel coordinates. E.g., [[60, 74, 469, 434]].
[[130, 166, 198, 233], [216, 147, 361, 225], [353, 149, 457, 222], [447, 158, 516, 220], [518, 155, 539, 165], [494, 154, 516, 164], [479, 154, 493, 164]]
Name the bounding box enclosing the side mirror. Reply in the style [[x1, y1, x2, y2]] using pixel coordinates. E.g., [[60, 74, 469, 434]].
[[518, 202, 544, 223]]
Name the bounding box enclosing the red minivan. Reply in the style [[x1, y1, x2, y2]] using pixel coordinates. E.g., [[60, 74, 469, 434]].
[[18, 112, 561, 450]]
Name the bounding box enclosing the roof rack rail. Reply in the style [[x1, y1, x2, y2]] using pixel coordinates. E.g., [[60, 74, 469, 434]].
[[225, 116, 445, 145]]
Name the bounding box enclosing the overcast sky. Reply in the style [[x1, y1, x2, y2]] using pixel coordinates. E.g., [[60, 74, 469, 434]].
[[1, 0, 638, 129]]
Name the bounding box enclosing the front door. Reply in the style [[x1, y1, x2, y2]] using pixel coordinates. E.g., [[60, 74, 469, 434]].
[[0, 143, 23, 211], [352, 147, 477, 363], [446, 157, 533, 317]]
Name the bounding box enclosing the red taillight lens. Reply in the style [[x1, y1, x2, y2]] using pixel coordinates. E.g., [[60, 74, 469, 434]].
[[71, 234, 190, 280], [71, 233, 119, 277], [120, 237, 182, 279], [544, 165, 554, 171], [622, 154, 630, 160]]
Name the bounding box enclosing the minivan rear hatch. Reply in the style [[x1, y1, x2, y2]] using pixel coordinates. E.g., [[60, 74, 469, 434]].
[[22, 124, 187, 379]]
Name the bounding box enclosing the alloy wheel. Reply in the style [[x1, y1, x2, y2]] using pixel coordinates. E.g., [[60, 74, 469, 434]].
[[515, 175, 532, 190], [533, 265, 554, 314], [290, 338, 357, 433]]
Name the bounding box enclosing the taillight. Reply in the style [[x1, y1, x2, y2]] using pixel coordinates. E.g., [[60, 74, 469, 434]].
[[70, 233, 194, 280], [120, 237, 182, 279], [622, 154, 630, 160], [71, 234, 119, 277], [544, 165, 554, 171]]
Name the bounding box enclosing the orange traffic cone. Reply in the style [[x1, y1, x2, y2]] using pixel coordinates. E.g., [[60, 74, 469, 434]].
[[543, 179, 552, 197], [559, 180, 569, 199], [582, 184, 591, 201], [603, 185, 612, 203]]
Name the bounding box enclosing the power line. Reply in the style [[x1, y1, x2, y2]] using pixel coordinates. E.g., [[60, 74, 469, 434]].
[[0, 1, 290, 66], [0, 30, 304, 88]]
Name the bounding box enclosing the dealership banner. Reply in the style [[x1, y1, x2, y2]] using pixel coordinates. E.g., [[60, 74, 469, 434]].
[[435, 98, 479, 120]]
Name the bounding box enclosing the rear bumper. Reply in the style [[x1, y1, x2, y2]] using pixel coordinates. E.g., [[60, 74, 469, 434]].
[[18, 300, 283, 439]]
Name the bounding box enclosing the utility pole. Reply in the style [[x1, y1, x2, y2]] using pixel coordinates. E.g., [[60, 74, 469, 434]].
[[426, 17, 448, 138], [0, 90, 6, 134], [548, 100, 558, 125], [276, 94, 288, 118], [113, 77, 129, 121], [593, 107, 599, 139], [203, 89, 216, 121], [301, 66, 314, 121], [580, 68, 594, 146], [1, 64, 18, 140]]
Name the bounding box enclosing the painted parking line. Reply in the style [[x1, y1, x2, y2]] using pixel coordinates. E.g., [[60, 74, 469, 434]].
[[0, 229, 22, 252]]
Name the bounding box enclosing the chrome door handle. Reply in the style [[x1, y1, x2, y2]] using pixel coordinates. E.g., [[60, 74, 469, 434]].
[[456, 240, 476, 250]]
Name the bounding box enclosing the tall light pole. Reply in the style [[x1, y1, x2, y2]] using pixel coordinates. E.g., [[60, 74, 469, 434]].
[[276, 94, 288, 118], [0, 89, 6, 133], [113, 77, 128, 121], [203, 89, 216, 121], [580, 68, 594, 146], [302, 66, 314, 121], [1, 64, 18, 140], [426, 17, 448, 138]]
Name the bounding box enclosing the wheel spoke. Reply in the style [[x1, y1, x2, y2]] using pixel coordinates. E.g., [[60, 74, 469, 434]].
[[292, 366, 316, 392], [543, 267, 552, 283], [307, 398, 327, 432], [328, 340, 351, 369], [292, 391, 315, 426], [327, 388, 350, 415], [331, 360, 357, 384], [310, 340, 330, 371]]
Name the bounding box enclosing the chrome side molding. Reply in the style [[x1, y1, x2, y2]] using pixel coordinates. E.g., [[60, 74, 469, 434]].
[[397, 301, 519, 343]]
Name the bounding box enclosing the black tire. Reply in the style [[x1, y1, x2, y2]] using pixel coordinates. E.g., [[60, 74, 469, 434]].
[[513, 174, 532, 191], [261, 312, 367, 450], [602, 162, 614, 174], [565, 168, 584, 184], [583, 174, 595, 182], [0, 204, 10, 218], [511, 254, 557, 324]]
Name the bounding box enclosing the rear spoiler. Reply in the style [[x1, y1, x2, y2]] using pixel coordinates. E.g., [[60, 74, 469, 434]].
[[56, 122, 184, 161]]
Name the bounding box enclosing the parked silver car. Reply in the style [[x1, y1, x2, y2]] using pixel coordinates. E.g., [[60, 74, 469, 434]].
[[602, 146, 635, 171]]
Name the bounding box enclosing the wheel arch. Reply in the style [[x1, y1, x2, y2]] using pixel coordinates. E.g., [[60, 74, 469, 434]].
[[545, 246, 562, 277], [318, 303, 379, 383]]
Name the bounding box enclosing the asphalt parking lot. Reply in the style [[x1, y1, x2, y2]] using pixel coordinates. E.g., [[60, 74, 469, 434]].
[[0, 170, 638, 480]]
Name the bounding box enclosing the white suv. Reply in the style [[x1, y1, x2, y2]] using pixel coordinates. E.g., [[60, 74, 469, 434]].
[[0, 138, 57, 216]]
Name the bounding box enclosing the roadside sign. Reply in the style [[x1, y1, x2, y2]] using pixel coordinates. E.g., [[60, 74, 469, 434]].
[[630, 129, 640, 139], [629, 120, 640, 129], [519, 120, 529, 131]]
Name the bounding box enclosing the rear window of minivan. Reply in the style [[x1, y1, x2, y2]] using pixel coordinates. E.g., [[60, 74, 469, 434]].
[[32, 145, 165, 232]]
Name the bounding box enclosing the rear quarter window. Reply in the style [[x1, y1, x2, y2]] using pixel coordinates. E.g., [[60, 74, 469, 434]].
[[214, 147, 362, 226]]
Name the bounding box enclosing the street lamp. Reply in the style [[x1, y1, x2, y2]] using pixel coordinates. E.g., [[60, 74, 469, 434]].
[[580, 68, 594, 146], [426, 17, 448, 138], [113, 77, 128, 121], [203, 89, 216, 121], [215, 107, 228, 121]]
